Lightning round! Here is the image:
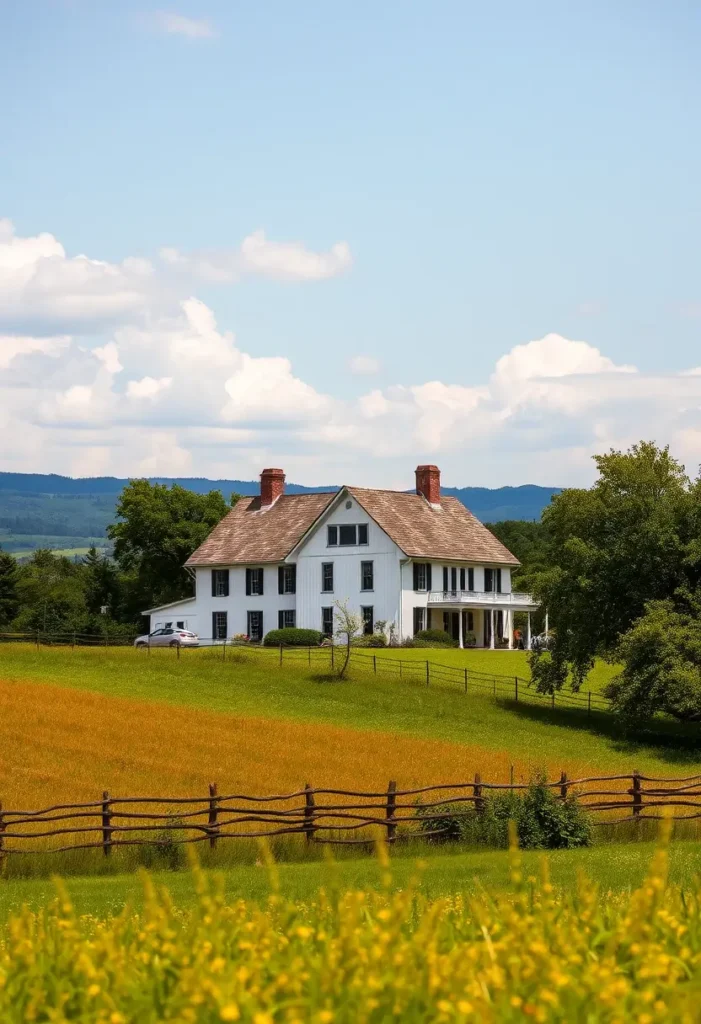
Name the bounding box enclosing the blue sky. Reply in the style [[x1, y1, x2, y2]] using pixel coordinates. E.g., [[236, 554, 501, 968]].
[[0, 1, 700, 487]]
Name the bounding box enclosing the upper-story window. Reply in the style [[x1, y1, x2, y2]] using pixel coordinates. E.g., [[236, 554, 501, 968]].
[[278, 565, 296, 595], [211, 569, 229, 597], [413, 562, 432, 592], [484, 568, 502, 593], [361, 560, 374, 591], [321, 562, 334, 593], [327, 523, 369, 547], [245, 567, 264, 596]]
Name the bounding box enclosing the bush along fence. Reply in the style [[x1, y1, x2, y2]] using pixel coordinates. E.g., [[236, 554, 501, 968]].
[[1, 773, 700, 857], [0, 631, 610, 715]]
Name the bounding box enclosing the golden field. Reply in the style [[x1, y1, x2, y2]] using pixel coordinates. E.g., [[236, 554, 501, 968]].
[[0, 676, 604, 812]]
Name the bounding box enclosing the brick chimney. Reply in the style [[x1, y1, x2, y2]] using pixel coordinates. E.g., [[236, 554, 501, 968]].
[[260, 467, 285, 508], [415, 464, 441, 506]]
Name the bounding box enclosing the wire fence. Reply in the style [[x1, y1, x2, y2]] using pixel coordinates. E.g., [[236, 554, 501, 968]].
[[1, 772, 699, 856], [0, 630, 611, 714]]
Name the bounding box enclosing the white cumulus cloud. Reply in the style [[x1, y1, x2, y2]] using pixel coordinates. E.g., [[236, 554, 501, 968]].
[[149, 12, 216, 39], [347, 354, 381, 375]]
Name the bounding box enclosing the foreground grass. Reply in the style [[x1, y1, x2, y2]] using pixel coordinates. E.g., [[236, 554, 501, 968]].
[[2, 646, 699, 787], [2, 832, 701, 1021], [1, 840, 700, 920]]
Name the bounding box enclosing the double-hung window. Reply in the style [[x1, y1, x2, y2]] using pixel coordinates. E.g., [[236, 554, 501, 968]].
[[484, 568, 494, 592], [278, 609, 296, 629], [322, 607, 334, 637], [278, 565, 296, 594], [361, 605, 374, 635], [212, 611, 228, 640], [245, 568, 264, 596], [321, 562, 334, 593], [361, 560, 374, 591], [327, 524, 369, 546], [211, 569, 229, 597], [247, 610, 263, 642], [412, 562, 432, 592]]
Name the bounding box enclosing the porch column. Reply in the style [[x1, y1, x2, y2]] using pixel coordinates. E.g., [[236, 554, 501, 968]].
[[490, 608, 495, 650], [526, 611, 531, 650], [507, 608, 513, 649], [458, 608, 463, 649]]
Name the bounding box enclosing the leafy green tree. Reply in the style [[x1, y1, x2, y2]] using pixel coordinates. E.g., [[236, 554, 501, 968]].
[[533, 442, 691, 689], [107, 481, 234, 611], [0, 547, 19, 627], [82, 546, 121, 617], [605, 594, 701, 722], [13, 549, 86, 633]]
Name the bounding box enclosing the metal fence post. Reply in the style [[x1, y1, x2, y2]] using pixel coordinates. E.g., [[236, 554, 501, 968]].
[[373, 654, 377, 674], [279, 643, 283, 666], [632, 771, 643, 817]]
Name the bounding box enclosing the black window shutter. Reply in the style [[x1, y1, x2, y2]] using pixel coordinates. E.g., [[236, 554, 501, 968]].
[[278, 567, 284, 594], [278, 610, 284, 629], [443, 566, 448, 592], [413, 563, 419, 590], [211, 570, 216, 597], [245, 569, 251, 596], [460, 568, 465, 590], [496, 568, 502, 593], [291, 565, 296, 594], [258, 568, 264, 595], [211, 612, 217, 639], [426, 563, 432, 591], [223, 570, 229, 597], [468, 568, 474, 591]]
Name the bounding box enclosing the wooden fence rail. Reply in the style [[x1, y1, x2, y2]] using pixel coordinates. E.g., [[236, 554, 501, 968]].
[[2, 772, 701, 856], [0, 631, 611, 715]]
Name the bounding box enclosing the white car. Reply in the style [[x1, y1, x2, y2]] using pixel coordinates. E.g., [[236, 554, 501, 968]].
[[134, 628, 200, 648]]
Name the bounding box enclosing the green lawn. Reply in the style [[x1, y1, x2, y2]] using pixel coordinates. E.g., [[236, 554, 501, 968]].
[[1, 840, 699, 921], [1, 644, 699, 777]]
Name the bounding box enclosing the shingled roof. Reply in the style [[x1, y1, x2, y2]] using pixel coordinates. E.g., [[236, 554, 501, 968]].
[[185, 492, 336, 566], [348, 488, 518, 565], [185, 487, 518, 566]]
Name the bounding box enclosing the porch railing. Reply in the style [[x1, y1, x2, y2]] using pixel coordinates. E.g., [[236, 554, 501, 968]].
[[427, 590, 537, 606]]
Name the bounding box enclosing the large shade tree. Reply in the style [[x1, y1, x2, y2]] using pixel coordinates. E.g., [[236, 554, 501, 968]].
[[531, 442, 693, 691], [108, 481, 235, 613]]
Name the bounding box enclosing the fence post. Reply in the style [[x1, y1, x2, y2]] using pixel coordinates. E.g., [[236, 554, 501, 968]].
[[279, 643, 283, 666], [426, 661, 429, 687], [464, 667, 468, 693], [373, 654, 377, 674], [509, 765, 514, 793], [588, 692, 591, 718], [386, 780, 397, 844], [559, 771, 568, 802], [514, 676, 518, 702], [208, 782, 219, 849], [101, 790, 112, 857], [331, 644, 335, 670], [304, 783, 316, 844], [631, 771, 643, 817], [474, 773, 484, 815]]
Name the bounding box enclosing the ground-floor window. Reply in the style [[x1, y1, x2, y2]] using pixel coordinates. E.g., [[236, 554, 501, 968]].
[[278, 609, 296, 629], [247, 610, 263, 642], [322, 606, 334, 637], [361, 605, 374, 635], [212, 611, 228, 641], [413, 607, 426, 634]]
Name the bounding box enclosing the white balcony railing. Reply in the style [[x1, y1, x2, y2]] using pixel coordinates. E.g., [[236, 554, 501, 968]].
[[427, 590, 538, 607]]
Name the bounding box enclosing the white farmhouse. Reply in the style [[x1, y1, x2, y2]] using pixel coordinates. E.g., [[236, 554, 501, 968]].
[[143, 465, 539, 648]]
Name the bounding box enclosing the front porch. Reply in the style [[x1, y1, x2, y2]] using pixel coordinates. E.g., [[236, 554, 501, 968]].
[[426, 591, 539, 649]]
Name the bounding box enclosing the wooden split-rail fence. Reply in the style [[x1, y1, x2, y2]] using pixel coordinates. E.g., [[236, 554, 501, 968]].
[[1, 773, 701, 857]]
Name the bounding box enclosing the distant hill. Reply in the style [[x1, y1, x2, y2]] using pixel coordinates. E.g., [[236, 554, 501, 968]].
[[0, 471, 560, 556]]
